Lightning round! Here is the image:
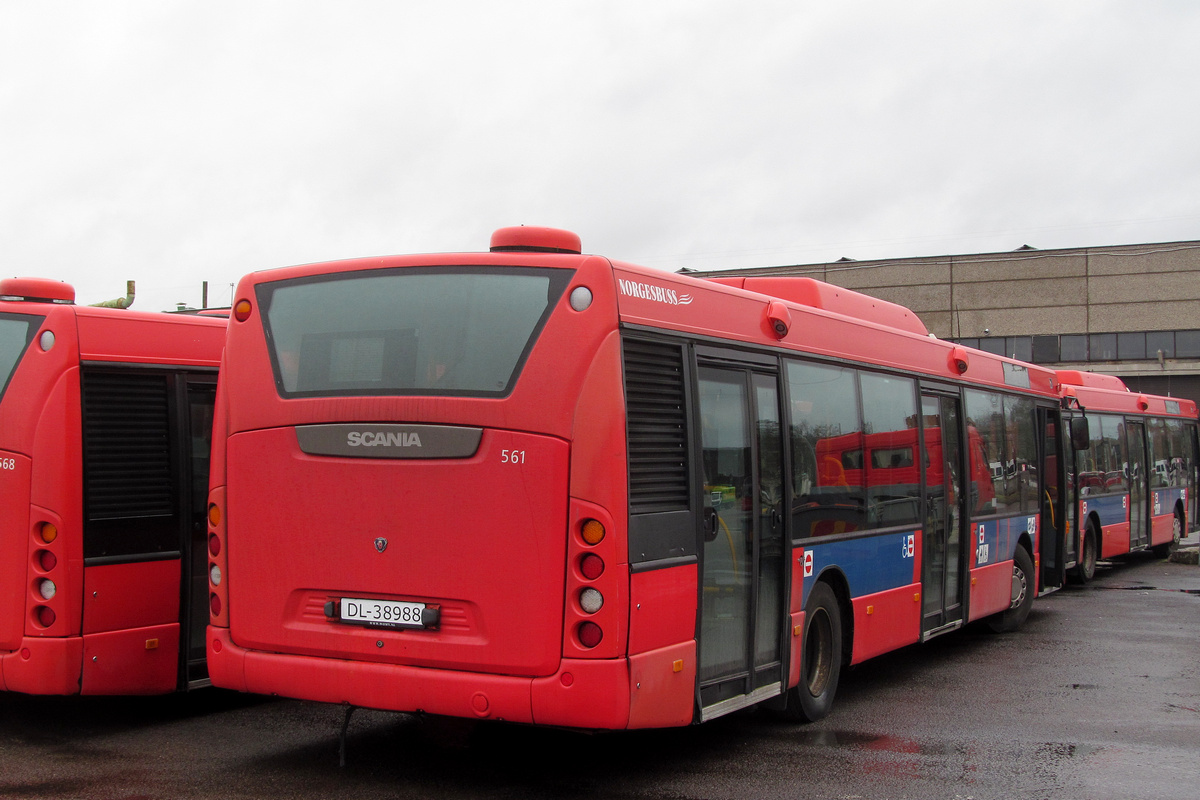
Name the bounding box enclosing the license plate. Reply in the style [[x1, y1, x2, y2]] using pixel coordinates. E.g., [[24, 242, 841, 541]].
[[337, 597, 427, 630]]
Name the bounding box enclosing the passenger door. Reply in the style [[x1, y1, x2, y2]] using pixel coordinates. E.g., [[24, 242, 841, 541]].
[[920, 393, 967, 637], [1126, 421, 1150, 550], [696, 362, 786, 717], [1038, 406, 1066, 591], [182, 378, 217, 686]]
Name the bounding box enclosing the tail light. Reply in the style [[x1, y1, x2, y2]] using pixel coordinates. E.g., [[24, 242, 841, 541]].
[[577, 621, 603, 648]]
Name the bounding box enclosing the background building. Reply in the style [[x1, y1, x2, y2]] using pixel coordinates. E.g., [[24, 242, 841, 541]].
[[687, 240, 1200, 404]]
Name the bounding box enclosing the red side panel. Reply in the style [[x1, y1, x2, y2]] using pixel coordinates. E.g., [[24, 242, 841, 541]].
[[74, 309, 225, 367], [628, 564, 697, 655], [787, 610, 805, 690], [850, 584, 922, 664], [968, 561, 1014, 621], [82, 560, 180, 634], [1150, 509, 1174, 547], [628, 641, 697, 728], [1101, 522, 1132, 559], [81, 624, 179, 694]]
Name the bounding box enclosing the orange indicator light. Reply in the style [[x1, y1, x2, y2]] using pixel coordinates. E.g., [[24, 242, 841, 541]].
[[581, 519, 605, 545]]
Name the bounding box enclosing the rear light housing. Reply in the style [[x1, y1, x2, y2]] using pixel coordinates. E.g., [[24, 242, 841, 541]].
[[562, 500, 625, 658], [30, 515, 66, 635], [207, 490, 230, 627]]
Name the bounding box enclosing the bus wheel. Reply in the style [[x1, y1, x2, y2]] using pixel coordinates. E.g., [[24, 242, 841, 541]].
[[1152, 509, 1184, 558], [1071, 523, 1098, 584], [988, 546, 1034, 633], [782, 582, 842, 722]]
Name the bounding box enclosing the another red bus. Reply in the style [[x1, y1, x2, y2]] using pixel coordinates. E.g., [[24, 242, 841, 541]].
[[1056, 370, 1199, 581], [0, 278, 226, 695], [206, 227, 1068, 727]]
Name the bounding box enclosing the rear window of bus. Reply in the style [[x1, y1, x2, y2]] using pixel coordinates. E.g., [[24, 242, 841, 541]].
[[0, 313, 43, 400], [256, 267, 572, 398]]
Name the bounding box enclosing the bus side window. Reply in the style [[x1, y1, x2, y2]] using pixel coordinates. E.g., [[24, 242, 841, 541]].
[[786, 360, 864, 537]]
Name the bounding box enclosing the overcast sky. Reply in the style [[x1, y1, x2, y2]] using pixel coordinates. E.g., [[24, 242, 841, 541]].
[[2, 1, 1198, 312]]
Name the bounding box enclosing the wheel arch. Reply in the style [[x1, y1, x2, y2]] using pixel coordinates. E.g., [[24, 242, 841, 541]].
[[813, 566, 853, 667]]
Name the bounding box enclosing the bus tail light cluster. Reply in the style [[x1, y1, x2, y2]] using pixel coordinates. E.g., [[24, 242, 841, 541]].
[[207, 489, 230, 627], [31, 520, 63, 631], [564, 501, 624, 658]]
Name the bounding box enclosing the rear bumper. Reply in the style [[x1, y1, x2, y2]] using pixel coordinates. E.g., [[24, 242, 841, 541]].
[[1, 636, 83, 694], [208, 627, 695, 729]]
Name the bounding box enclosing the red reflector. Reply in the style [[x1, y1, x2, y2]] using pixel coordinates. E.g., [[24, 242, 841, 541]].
[[208, 534, 221, 557], [580, 553, 604, 580], [37, 549, 57, 571], [233, 298, 252, 322], [36, 606, 56, 628], [210, 593, 222, 617], [577, 621, 603, 648]]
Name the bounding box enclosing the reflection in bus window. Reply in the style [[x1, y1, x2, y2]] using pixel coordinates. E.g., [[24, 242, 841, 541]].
[[860, 373, 920, 527], [965, 390, 1002, 514], [787, 361, 863, 537]]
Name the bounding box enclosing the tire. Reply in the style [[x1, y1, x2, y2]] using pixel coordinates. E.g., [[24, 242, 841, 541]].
[[780, 582, 842, 722], [1070, 522, 1098, 584], [988, 545, 1035, 633], [1152, 509, 1184, 558]]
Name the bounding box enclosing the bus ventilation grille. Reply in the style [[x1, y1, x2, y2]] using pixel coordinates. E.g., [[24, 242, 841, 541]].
[[623, 338, 690, 513], [81, 370, 174, 520]]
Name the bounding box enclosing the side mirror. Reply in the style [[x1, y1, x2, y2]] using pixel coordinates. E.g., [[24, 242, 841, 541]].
[[1069, 417, 1090, 451]]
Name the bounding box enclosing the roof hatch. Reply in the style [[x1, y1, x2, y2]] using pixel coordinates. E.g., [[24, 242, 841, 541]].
[[490, 226, 582, 255], [0, 277, 76, 304]]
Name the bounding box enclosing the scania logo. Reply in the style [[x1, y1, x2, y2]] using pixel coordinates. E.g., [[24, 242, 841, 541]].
[[374, 537, 388, 553], [346, 431, 423, 447]]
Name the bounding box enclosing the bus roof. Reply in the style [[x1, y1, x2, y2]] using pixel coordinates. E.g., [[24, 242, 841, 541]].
[[1057, 370, 1198, 418], [234, 226, 1062, 399]]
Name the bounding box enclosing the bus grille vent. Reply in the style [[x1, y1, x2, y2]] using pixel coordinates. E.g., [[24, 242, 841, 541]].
[[623, 338, 689, 512], [81, 371, 173, 520]]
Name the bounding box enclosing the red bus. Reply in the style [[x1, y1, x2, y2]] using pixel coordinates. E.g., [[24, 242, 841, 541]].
[[0, 278, 226, 695], [206, 227, 1068, 727], [1055, 370, 1199, 581]]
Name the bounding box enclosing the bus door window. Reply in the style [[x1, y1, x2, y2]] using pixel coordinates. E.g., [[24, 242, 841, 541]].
[[752, 374, 784, 683], [698, 369, 753, 688]]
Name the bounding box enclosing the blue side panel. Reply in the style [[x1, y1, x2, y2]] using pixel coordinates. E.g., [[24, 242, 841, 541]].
[[799, 530, 918, 606], [1081, 493, 1126, 526], [1153, 486, 1186, 515], [972, 514, 1036, 567]]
